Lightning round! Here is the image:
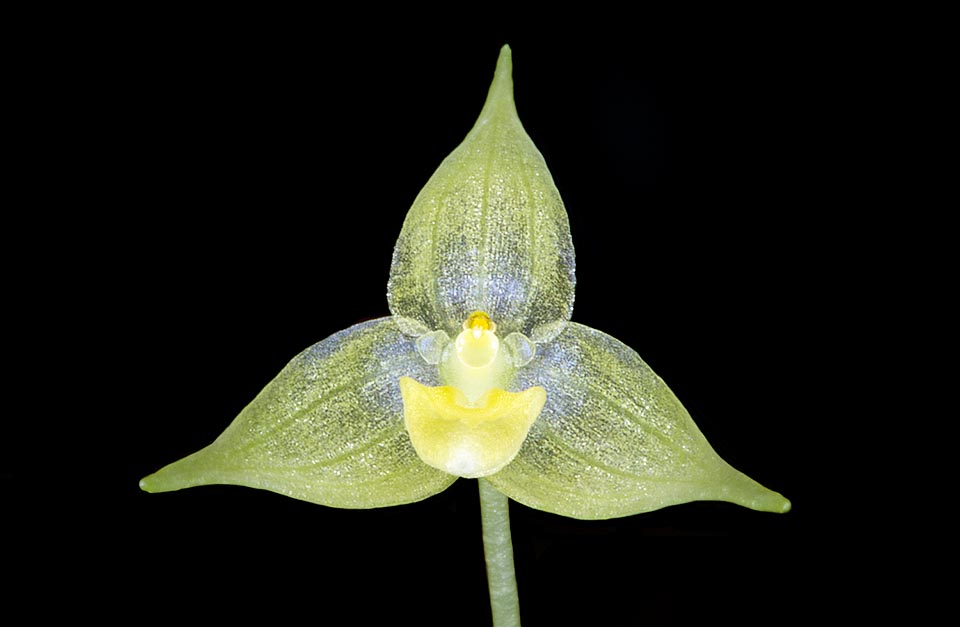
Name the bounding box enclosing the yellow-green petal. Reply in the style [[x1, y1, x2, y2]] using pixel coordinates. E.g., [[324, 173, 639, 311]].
[[140, 317, 457, 508], [486, 323, 791, 519], [388, 45, 575, 343]]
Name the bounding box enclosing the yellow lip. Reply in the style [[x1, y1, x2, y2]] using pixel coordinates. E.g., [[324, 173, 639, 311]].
[[400, 377, 546, 478]]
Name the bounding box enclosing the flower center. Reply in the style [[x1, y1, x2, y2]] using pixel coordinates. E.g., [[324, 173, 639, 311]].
[[401, 310, 545, 478], [455, 311, 500, 368], [442, 311, 508, 405]]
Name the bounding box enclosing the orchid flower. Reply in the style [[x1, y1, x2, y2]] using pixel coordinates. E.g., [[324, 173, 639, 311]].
[[141, 45, 789, 625]]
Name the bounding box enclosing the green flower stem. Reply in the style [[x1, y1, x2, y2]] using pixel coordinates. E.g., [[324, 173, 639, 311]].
[[479, 479, 521, 627]]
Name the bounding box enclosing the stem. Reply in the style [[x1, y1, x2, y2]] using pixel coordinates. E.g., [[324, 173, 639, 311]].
[[479, 479, 521, 627]]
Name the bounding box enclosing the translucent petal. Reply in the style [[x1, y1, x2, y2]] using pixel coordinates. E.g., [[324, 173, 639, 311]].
[[486, 323, 791, 519], [140, 317, 457, 508], [388, 45, 575, 343]]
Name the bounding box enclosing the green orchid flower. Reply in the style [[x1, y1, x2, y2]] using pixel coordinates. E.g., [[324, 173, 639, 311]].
[[141, 44, 788, 624]]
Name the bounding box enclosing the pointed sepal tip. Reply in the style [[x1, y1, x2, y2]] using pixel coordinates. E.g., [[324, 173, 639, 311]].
[[475, 44, 517, 124]]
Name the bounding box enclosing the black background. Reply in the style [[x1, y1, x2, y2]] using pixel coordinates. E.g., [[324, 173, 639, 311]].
[[10, 9, 881, 625]]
